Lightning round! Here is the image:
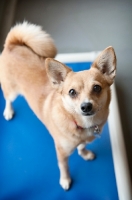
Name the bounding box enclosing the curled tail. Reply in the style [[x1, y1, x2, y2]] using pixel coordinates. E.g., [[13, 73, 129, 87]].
[[4, 21, 57, 58]]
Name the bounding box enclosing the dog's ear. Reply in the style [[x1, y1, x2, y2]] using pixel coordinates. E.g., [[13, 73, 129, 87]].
[[92, 46, 117, 85], [45, 58, 71, 89]]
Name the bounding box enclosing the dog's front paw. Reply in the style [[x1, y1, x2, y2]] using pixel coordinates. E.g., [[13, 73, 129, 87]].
[[78, 150, 95, 161], [3, 107, 14, 120], [60, 177, 71, 190], [85, 151, 95, 160]]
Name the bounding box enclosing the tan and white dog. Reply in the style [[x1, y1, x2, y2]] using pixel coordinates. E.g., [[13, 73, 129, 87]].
[[0, 22, 116, 190]]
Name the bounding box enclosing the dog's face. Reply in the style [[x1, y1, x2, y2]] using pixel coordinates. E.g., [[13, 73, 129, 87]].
[[60, 68, 110, 117], [46, 46, 116, 121]]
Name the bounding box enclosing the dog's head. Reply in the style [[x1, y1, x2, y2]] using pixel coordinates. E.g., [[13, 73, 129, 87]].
[[45, 46, 116, 121]]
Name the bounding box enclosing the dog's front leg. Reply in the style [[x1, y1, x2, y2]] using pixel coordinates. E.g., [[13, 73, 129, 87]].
[[56, 145, 71, 190]]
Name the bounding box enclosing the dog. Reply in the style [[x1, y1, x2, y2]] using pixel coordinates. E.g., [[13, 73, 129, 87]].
[[0, 22, 116, 190]]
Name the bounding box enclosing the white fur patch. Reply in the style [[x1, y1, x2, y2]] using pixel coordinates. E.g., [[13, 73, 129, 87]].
[[60, 177, 71, 190], [3, 100, 14, 120]]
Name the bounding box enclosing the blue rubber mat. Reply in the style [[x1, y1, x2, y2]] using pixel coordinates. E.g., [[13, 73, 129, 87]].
[[0, 62, 119, 200]]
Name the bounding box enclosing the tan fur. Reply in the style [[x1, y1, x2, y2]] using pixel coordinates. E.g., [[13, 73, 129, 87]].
[[0, 22, 116, 190]]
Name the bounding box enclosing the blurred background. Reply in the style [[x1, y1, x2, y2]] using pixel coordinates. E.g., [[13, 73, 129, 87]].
[[0, 0, 132, 183]]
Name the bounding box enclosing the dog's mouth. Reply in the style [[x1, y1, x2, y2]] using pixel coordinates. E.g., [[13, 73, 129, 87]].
[[81, 111, 95, 116]]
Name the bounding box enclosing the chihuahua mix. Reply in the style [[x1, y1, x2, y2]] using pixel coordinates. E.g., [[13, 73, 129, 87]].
[[0, 22, 116, 190]]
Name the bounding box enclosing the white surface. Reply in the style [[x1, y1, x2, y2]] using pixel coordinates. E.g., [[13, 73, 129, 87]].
[[108, 84, 132, 200], [56, 52, 132, 200], [55, 51, 100, 63]]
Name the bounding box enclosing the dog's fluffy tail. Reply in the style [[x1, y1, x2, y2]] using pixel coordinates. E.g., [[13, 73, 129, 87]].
[[4, 21, 57, 58]]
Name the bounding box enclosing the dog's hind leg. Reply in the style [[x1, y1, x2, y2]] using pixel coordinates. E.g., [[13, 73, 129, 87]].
[[2, 83, 18, 120], [3, 99, 14, 120]]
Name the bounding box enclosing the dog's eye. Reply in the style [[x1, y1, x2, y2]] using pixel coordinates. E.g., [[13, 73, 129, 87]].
[[69, 89, 77, 97], [93, 85, 102, 93]]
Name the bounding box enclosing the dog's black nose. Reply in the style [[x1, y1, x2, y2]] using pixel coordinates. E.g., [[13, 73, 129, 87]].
[[81, 102, 93, 113]]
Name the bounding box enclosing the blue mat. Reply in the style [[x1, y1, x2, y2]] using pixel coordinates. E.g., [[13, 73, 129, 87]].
[[0, 62, 119, 200]]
